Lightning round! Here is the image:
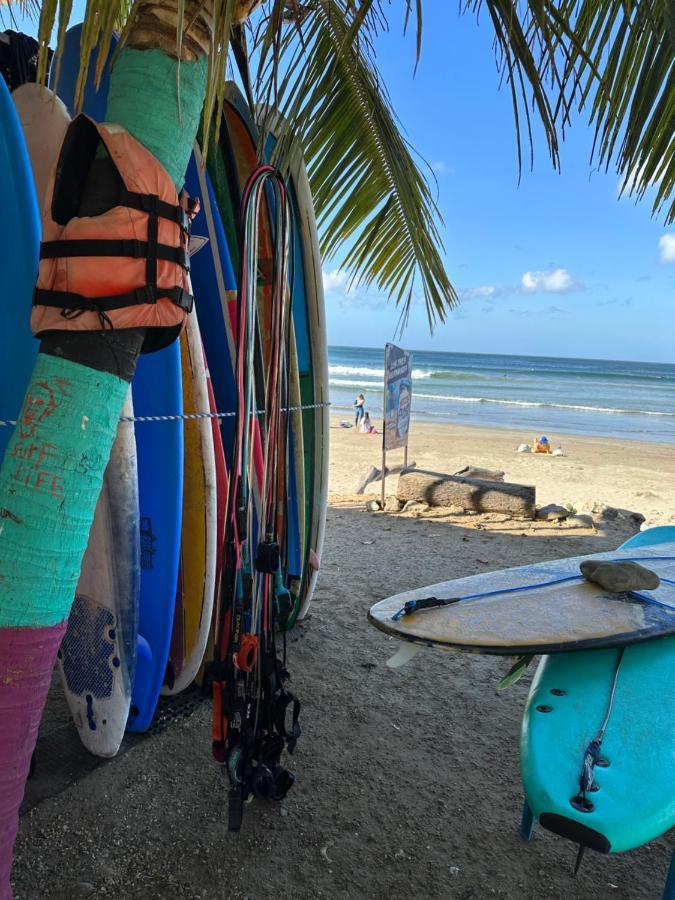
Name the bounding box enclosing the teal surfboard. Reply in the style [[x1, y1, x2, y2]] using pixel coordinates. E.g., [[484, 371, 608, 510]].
[[0, 73, 40, 462], [521, 529, 675, 854]]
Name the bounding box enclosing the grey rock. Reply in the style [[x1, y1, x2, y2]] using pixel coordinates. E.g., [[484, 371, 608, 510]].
[[402, 500, 429, 513], [589, 503, 645, 525], [384, 496, 403, 513], [365, 499, 382, 512], [566, 514, 595, 529], [536, 503, 569, 521], [580, 560, 660, 592]]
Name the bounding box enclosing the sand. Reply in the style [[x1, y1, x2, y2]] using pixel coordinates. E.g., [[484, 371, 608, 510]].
[[11, 420, 674, 900]]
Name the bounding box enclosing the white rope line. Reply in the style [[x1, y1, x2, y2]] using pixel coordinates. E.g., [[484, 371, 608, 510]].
[[0, 401, 331, 428]]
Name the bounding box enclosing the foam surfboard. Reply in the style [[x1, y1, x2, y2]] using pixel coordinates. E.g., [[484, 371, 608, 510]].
[[0, 72, 40, 463], [520, 528, 675, 855], [52, 23, 185, 733], [12, 84, 70, 209], [185, 146, 264, 509], [163, 311, 217, 695], [368, 544, 675, 655], [58, 391, 140, 756], [283, 128, 329, 621], [48, 23, 113, 123]]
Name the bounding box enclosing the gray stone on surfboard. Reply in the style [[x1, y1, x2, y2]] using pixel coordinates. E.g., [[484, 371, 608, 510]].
[[368, 543, 675, 655], [580, 559, 660, 592]]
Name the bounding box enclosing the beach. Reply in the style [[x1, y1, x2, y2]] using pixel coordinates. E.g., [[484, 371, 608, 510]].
[[12, 419, 674, 900]]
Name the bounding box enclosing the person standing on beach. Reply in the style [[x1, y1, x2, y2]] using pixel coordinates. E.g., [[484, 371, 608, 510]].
[[354, 393, 365, 427]]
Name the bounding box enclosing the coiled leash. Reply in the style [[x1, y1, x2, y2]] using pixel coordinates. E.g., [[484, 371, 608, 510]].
[[207, 165, 300, 831]]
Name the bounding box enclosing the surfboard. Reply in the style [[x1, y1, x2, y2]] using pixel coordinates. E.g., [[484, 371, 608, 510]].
[[368, 544, 675, 655], [58, 392, 140, 757], [12, 84, 70, 210], [186, 144, 264, 514], [48, 23, 114, 122], [222, 87, 322, 623], [520, 528, 675, 855], [257, 105, 329, 623], [0, 72, 40, 464], [128, 349, 183, 731], [287, 131, 329, 621], [184, 148, 238, 464], [163, 311, 217, 695]]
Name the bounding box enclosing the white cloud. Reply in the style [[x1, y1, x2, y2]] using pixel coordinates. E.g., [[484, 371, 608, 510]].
[[521, 268, 583, 294], [659, 234, 675, 264], [459, 285, 499, 301], [322, 268, 351, 293]]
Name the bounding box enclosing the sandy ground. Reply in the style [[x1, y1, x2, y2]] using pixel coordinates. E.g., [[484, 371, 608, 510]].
[[11, 420, 674, 900]]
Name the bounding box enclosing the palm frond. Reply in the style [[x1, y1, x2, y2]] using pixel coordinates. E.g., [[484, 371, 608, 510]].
[[4, 0, 675, 318], [255, 0, 456, 330], [560, 0, 675, 222]]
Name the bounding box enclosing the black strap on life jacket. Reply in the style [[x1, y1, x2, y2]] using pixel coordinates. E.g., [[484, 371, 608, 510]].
[[34, 114, 196, 331]]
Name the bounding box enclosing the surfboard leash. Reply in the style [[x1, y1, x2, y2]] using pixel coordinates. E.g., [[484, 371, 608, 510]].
[[207, 164, 300, 832], [391, 556, 675, 621]]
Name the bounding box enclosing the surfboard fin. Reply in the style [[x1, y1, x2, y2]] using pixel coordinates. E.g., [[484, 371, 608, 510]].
[[386, 643, 423, 668], [573, 844, 586, 875]]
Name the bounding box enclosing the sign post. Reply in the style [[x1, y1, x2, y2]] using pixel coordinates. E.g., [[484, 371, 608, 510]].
[[381, 343, 413, 508]]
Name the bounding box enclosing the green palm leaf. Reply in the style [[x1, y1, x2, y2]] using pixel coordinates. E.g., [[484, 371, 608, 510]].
[[255, 0, 456, 328], [4, 0, 675, 321], [560, 0, 675, 222]]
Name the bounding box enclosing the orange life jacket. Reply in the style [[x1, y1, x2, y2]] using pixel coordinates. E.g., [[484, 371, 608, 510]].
[[32, 114, 198, 353]]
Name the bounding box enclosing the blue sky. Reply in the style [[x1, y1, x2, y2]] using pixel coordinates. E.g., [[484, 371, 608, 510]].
[[325, 5, 675, 363], [7, 2, 674, 362]]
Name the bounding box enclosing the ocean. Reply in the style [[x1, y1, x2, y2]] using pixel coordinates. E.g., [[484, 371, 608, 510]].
[[328, 346, 675, 444]]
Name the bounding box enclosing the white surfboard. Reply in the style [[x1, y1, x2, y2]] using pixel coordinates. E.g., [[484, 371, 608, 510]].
[[12, 83, 70, 210], [58, 391, 140, 757]]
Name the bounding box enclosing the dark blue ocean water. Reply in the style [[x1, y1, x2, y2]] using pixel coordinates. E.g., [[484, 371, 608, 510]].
[[329, 346, 675, 443]]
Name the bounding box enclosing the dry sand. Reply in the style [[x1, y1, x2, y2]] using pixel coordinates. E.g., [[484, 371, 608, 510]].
[[12, 420, 674, 900]]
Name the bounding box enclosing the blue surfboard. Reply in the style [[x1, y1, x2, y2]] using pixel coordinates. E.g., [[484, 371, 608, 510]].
[[53, 24, 184, 733], [0, 74, 40, 462], [49, 23, 114, 122], [521, 529, 675, 854], [184, 150, 237, 464], [128, 351, 183, 731]]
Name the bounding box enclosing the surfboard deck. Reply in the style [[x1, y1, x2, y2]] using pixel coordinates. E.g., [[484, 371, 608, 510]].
[[0, 72, 40, 463], [520, 527, 675, 854], [58, 392, 139, 757], [520, 636, 675, 853], [368, 544, 675, 655]]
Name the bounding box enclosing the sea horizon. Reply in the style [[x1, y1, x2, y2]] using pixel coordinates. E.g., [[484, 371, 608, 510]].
[[328, 345, 675, 444]]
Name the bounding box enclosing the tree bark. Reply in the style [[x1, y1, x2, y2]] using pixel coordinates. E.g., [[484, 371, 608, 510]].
[[397, 469, 536, 517], [0, 7, 213, 896]]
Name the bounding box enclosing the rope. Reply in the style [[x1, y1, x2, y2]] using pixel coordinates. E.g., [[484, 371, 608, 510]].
[[0, 401, 331, 428]]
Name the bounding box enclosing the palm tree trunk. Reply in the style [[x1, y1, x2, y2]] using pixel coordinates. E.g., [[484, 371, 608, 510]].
[[0, 4, 214, 896]]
